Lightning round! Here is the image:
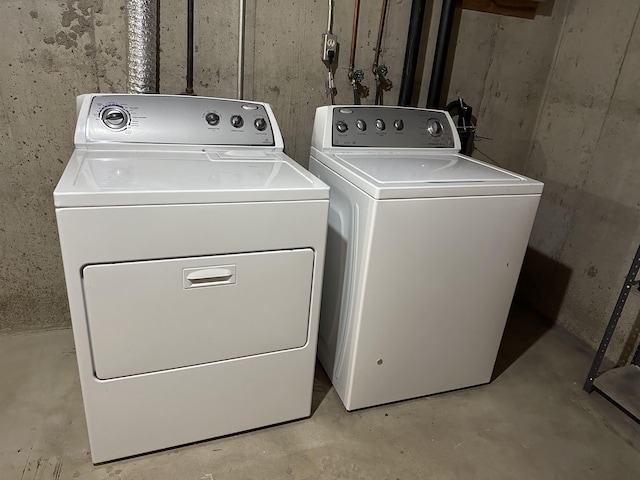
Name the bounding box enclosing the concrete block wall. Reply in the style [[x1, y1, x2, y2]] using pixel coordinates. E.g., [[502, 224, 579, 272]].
[[1, 0, 638, 366]]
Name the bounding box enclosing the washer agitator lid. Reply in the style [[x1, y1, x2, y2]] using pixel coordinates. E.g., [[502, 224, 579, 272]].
[[320, 151, 544, 199], [54, 150, 328, 207]]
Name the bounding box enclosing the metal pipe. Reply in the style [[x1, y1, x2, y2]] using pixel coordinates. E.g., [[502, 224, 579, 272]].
[[398, 0, 427, 106], [349, 0, 361, 103], [373, 0, 389, 69], [126, 0, 158, 94], [349, 0, 360, 79], [238, 0, 245, 99], [373, 0, 389, 105], [328, 0, 334, 33], [186, 0, 195, 95], [426, 0, 456, 108]]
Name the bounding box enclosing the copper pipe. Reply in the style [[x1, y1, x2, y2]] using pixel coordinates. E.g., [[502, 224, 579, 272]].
[[373, 0, 389, 70], [373, 0, 389, 104]]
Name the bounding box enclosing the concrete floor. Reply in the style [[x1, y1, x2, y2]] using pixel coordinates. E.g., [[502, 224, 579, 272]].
[[1, 305, 639, 479]]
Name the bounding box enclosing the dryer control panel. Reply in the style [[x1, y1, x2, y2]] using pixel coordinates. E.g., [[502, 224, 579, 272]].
[[330, 106, 456, 149], [80, 94, 276, 146]]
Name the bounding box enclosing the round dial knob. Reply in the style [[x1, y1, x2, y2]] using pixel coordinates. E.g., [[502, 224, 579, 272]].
[[375, 119, 386, 131], [101, 106, 129, 130], [205, 112, 220, 126], [254, 117, 268, 131], [394, 119, 404, 131], [230, 115, 244, 128], [356, 119, 367, 131], [426, 119, 444, 137], [336, 120, 348, 133]]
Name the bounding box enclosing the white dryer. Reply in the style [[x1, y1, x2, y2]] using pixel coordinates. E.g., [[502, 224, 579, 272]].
[[54, 94, 329, 463], [309, 106, 543, 411]]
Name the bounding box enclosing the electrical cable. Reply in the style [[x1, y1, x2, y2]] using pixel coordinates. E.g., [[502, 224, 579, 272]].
[[238, 0, 245, 99], [324, 0, 336, 105], [328, 50, 336, 105]]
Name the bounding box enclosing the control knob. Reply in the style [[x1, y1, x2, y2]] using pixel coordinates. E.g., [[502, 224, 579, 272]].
[[254, 117, 268, 131], [336, 120, 348, 133], [426, 119, 444, 137], [375, 119, 386, 131], [356, 119, 367, 131], [394, 119, 404, 131], [101, 106, 129, 130], [205, 112, 220, 126], [230, 115, 244, 128]]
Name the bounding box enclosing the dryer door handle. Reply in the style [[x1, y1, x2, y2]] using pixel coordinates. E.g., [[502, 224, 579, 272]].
[[183, 266, 236, 288]]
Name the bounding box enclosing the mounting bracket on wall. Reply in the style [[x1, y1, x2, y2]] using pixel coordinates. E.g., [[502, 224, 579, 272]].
[[584, 243, 640, 422]]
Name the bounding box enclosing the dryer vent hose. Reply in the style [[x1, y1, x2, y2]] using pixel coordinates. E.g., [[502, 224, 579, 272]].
[[126, 0, 158, 94]]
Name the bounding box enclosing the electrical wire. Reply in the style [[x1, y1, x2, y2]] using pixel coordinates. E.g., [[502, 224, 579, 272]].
[[238, 0, 245, 99], [326, 0, 335, 105]]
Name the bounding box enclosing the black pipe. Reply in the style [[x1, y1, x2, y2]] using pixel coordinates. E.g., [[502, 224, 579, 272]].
[[398, 0, 427, 106], [186, 0, 195, 95], [426, 0, 456, 108]]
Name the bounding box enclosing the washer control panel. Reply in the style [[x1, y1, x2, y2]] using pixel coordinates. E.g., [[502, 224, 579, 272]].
[[85, 95, 275, 146], [331, 107, 455, 148]]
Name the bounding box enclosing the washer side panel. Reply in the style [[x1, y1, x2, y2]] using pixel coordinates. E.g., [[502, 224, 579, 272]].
[[349, 194, 541, 409]]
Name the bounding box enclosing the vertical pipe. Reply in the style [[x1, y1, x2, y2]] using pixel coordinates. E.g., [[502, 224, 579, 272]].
[[398, 0, 427, 106], [426, 0, 456, 108], [126, 0, 158, 94], [349, 0, 361, 104], [373, 0, 389, 69], [238, 0, 246, 99], [186, 0, 195, 95], [349, 0, 361, 78]]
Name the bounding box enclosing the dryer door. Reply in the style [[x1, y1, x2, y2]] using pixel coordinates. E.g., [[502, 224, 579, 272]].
[[82, 249, 314, 379]]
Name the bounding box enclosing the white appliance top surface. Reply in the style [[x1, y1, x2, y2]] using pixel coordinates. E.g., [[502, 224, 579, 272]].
[[335, 152, 519, 183], [54, 149, 329, 207], [314, 150, 543, 199]]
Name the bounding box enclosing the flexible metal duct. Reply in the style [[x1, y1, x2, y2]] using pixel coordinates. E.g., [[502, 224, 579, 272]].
[[126, 0, 158, 94]]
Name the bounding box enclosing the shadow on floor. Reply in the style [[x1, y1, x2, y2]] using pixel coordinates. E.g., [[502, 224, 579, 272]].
[[492, 302, 553, 381], [311, 361, 333, 414]]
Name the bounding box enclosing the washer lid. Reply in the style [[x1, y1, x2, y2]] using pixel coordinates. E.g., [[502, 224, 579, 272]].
[[54, 150, 329, 207], [318, 152, 543, 198]]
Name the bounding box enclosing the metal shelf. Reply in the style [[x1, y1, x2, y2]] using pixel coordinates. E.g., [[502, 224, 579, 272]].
[[584, 243, 640, 423]]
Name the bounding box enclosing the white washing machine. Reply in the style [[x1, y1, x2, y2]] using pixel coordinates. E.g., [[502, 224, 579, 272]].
[[309, 106, 543, 411], [54, 94, 329, 463]]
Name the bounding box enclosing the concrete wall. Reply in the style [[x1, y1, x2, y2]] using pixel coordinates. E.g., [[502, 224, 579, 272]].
[[520, 1, 640, 363], [0, 0, 414, 332], [2, 0, 639, 366], [425, 0, 640, 362], [0, 1, 127, 332]]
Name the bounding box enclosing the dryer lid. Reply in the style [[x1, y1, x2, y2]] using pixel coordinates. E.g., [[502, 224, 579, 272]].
[[54, 150, 329, 207], [317, 151, 543, 199]]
